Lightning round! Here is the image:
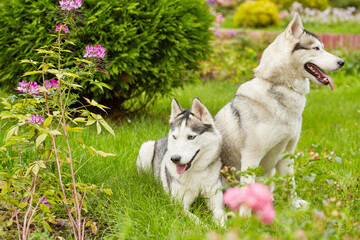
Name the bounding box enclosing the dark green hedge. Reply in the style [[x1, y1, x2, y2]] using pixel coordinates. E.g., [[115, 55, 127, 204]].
[[0, 0, 214, 112]]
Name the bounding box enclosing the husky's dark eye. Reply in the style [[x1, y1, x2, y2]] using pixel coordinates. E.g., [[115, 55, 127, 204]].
[[313, 47, 320, 51], [172, 135, 176, 140], [187, 135, 196, 140]]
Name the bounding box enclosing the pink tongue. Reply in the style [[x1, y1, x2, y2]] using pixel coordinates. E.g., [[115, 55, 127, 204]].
[[326, 74, 334, 91], [176, 164, 187, 175]]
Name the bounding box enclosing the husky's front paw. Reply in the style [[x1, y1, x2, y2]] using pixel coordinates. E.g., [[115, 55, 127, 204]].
[[292, 199, 309, 208], [239, 205, 252, 217]]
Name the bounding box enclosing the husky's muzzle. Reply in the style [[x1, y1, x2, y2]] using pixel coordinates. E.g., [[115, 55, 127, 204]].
[[171, 149, 200, 175], [304, 59, 344, 91]]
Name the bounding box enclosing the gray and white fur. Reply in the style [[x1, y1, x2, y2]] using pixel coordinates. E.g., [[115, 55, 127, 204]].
[[214, 13, 344, 213], [137, 97, 226, 226]]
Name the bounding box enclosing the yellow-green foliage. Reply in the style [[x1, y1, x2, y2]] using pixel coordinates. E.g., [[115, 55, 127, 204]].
[[234, 0, 280, 28], [272, 0, 297, 9], [300, 0, 329, 10], [272, 0, 329, 10]]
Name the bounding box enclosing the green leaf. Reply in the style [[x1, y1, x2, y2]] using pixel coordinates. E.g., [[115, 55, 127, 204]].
[[96, 121, 101, 134], [37, 160, 46, 168], [49, 130, 62, 136], [20, 59, 38, 65], [32, 164, 40, 176], [74, 117, 86, 123], [65, 40, 76, 45], [62, 72, 80, 78], [18, 202, 28, 209], [1, 98, 11, 109], [5, 127, 16, 142], [66, 126, 84, 132], [96, 150, 116, 157], [36, 134, 47, 147], [86, 119, 96, 126], [103, 189, 113, 195], [5, 126, 18, 142], [42, 221, 53, 232], [22, 70, 43, 76], [43, 116, 53, 128], [99, 119, 115, 136]]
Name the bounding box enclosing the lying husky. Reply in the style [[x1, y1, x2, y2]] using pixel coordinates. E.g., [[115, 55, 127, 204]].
[[137, 97, 225, 226], [214, 13, 344, 210]]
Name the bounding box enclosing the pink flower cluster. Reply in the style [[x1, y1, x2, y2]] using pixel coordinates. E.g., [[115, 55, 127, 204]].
[[44, 79, 60, 90], [27, 114, 45, 125], [39, 197, 52, 207], [17, 80, 59, 95], [59, 0, 82, 11], [17, 81, 40, 95], [55, 24, 69, 34], [84, 45, 106, 59], [223, 183, 276, 224]]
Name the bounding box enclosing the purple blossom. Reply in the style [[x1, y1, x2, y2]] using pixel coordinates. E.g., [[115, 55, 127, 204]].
[[226, 30, 238, 37], [27, 114, 45, 125], [59, 0, 82, 11], [39, 198, 52, 207], [55, 24, 69, 34], [84, 45, 106, 59], [17, 81, 40, 95], [44, 79, 60, 90], [206, 0, 216, 4]]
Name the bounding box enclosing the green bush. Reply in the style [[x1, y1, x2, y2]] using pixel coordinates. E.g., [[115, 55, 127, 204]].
[[271, 0, 295, 9], [329, 0, 360, 8], [300, 0, 329, 10], [233, 0, 281, 28], [0, 0, 214, 113], [199, 34, 264, 83], [273, 0, 329, 10]]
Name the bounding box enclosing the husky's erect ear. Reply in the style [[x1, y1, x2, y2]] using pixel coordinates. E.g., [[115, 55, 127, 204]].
[[170, 98, 183, 123], [191, 97, 212, 125], [285, 13, 303, 40]]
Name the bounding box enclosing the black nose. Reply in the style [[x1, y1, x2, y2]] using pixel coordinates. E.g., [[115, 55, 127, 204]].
[[171, 155, 181, 164], [338, 60, 345, 67]]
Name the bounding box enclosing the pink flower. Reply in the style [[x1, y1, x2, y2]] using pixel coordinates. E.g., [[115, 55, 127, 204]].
[[17, 81, 40, 95], [216, 14, 225, 24], [27, 114, 45, 125], [223, 187, 246, 211], [257, 204, 276, 225], [55, 24, 69, 34], [44, 79, 59, 89], [223, 183, 276, 224], [226, 30, 238, 37], [84, 45, 106, 59], [39, 197, 52, 207], [59, 0, 82, 11]]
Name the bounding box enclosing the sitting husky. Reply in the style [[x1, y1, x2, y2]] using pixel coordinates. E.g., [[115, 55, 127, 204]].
[[137, 97, 225, 226], [214, 13, 344, 211]]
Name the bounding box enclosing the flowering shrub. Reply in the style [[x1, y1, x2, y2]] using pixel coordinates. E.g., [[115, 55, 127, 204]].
[[0, 0, 214, 113], [286, 2, 360, 24], [0, 1, 114, 239]]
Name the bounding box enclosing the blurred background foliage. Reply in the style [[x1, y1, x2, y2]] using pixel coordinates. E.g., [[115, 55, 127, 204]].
[[0, 0, 359, 115], [0, 0, 214, 114]]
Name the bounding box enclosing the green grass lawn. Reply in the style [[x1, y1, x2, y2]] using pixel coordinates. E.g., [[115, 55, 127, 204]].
[[72, 79, 360, 239]]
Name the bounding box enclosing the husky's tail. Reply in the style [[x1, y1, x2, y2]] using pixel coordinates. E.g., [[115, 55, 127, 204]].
[[136, 141, 155, 174]]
